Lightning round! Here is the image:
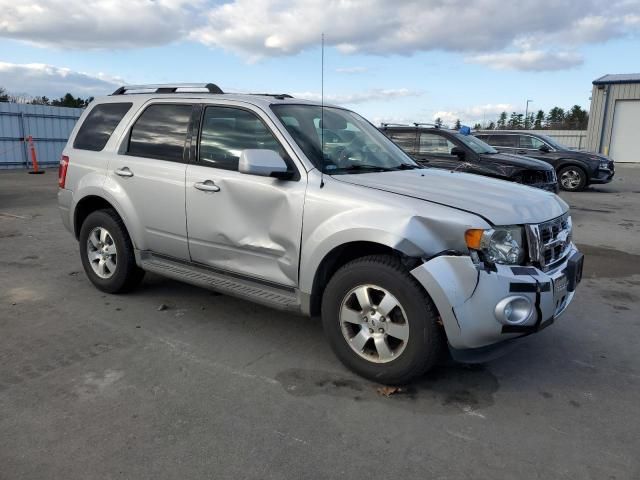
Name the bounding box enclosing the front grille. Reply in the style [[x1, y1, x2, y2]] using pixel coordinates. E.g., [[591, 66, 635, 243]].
[[526, 213, 572, 271]]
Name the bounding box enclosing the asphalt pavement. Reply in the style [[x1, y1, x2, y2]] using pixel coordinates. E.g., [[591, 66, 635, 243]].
[[1, 166, 639, 479]]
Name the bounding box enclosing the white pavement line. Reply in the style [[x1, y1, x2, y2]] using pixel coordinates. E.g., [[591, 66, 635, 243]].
[[156, 336, 279, 386], [0, 212, 30, 219]]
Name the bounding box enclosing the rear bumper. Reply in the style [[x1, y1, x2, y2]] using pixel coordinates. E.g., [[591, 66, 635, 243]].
[[410, 247, 582, 352], [57, 188, 73, 234]]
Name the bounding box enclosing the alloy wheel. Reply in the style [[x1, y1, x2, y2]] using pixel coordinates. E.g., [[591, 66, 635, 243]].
[[86, 227, 117, 279], [339, 284, 409, 363]]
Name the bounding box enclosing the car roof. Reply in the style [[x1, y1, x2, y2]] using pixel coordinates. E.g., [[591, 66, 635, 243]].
[[90, 91, 339, 110], [381, 125, 458, 134]]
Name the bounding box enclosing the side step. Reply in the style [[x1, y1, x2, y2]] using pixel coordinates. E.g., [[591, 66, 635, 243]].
[[139, 252, 301, 312]]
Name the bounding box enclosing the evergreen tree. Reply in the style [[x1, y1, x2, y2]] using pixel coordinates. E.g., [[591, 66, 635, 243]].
[[434, 117, 443, 128], [454, 118, 461, 129], [497, 112, 507, 129], [534, 110, 545, 129]]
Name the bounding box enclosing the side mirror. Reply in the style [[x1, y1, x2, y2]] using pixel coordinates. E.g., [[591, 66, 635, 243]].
[[239, 149, 291, 179], [539, 144, 550, 152], [450, 146, 466, 159]]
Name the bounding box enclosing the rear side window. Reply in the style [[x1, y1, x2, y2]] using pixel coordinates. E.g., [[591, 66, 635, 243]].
[[198, 106, 286, 171], [519, 135, 545, 149], [386, 131, 416, 153], [73, 103, 132, 151], [127, 104, 193, 162], [487, 135, 517, 148]]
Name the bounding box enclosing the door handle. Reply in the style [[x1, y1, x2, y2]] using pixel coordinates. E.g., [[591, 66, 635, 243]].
[[517, 150, 526, 154], [194, 180, 220, 192], [115, 167, 134, 178]]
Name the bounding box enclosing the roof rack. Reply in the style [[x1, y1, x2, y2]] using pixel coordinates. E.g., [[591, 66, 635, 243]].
[[380, 123, 410, 127], [413, 122, 440, 128], [111, 83, 224, 95], [250, 93, 294, 100]]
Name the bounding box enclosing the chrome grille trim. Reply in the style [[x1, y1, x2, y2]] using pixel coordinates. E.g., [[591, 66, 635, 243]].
[[525, 213, 572, 271]]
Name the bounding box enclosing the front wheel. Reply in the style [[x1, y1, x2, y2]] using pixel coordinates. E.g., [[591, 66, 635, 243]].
[[321, 255, 444, 385], [558, 165, 587, 191]]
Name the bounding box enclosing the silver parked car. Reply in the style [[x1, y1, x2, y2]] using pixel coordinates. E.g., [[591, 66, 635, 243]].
[[58, 83, 584, 384]]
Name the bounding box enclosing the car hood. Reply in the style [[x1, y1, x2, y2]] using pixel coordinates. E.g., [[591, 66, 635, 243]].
[[479, 152, 553, 170], [334, 168, 568, 225]]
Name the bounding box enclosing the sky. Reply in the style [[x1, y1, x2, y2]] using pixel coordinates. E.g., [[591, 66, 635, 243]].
[[0, 0, 638, 126]]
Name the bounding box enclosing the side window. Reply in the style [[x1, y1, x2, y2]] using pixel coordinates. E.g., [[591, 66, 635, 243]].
[[386, 131, 416, 153], [419, 133, 456, 155], [127, 104, 192, 162], [519, 135, 545, 149], [489, 135, 517, 148], [198, 106, 286, 171], [73, 103, 132, 151]]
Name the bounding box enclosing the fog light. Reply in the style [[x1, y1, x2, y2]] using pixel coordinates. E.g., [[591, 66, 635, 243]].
[[495, 296, 533, 325]]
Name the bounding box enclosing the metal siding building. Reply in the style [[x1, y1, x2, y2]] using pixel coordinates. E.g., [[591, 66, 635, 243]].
[[586, 74, 640, 163], [0, 103, 83, 169]]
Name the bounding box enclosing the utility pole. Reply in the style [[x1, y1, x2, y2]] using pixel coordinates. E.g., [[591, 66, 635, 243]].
[[525, 99, 533, 129]]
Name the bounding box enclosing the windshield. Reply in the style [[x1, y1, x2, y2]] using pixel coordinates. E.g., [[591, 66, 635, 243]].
[[536, 134, 565, 150], [271, 104, 420, 174], [453, 133, 497, 154]]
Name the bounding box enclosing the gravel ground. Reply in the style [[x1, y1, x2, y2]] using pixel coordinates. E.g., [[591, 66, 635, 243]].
[[1, 166, 639, 479]]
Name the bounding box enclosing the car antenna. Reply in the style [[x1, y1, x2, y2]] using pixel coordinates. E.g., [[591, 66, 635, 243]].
[[320, 32, 326, 189]]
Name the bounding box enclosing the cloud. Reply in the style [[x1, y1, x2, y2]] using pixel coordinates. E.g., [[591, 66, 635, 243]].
[[189, 0, 639, 60], [0, 0, 197, 49], [293, 88, 421, 105], [433, 104, 516, 126], [0, 62, 122, 97], [466, 50, 584, 71], [335, 66, 369, 74]]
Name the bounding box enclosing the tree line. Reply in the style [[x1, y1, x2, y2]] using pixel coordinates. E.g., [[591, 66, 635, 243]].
[[0, 86, 93, 108], [434, 105, 589, 131]]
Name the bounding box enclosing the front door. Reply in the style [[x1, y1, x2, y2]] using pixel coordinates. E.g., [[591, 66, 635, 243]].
[[415, 132, 461, 169], [185, 105, 306, 287], [108, 102, 193, 260]]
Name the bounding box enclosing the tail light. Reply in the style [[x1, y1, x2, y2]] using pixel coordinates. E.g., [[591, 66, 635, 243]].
[[58, 155, 69, 188]]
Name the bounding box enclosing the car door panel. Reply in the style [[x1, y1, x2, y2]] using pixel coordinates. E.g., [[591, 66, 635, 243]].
[[108, 102, 192, 259], [185, 104, 306, 287]]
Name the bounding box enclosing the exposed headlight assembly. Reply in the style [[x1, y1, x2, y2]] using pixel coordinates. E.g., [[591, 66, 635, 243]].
[[465, 226, 525, 265]]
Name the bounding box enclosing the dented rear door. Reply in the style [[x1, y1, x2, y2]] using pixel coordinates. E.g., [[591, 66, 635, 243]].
[[185, 104, 306, 288]]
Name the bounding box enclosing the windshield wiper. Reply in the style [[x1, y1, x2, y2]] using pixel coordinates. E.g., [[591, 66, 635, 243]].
[[394, 163, 421, 170], [329, 164, 395, 173]]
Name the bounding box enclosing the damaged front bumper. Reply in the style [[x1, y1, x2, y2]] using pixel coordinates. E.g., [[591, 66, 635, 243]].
[[411, 247, 583, 360]]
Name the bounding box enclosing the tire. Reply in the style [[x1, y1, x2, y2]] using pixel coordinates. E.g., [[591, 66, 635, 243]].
[[79, 209, 144, 293], [558, 165, 587, 191], [321, 255, 444, 385]]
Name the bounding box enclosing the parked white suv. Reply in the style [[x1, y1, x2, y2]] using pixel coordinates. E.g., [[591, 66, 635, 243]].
[[58, 84, 584, 384]]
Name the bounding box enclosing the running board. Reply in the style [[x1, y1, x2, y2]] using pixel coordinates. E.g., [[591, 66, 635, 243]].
[[138, 252, 301, 312]]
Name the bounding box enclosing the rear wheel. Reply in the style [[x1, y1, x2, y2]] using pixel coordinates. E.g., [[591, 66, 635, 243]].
[[558, 165, 587, 191], [79, 209, 144, 293], [321, 255, 444, 385]]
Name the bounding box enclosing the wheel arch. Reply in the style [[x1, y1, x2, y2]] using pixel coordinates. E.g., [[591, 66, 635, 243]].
[[307, 241, 420, 317], [73, 195, 138, 249]]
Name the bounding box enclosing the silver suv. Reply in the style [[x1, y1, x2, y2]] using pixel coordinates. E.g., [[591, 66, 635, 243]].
[[58, 83, 584, 384]]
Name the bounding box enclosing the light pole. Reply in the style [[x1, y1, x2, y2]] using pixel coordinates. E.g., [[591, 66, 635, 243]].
[[525, 99, 533, 129]]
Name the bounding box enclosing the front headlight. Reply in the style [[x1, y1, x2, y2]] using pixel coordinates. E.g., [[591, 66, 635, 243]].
[[599, 159, 609, 169], [465, 226, 525, 265]]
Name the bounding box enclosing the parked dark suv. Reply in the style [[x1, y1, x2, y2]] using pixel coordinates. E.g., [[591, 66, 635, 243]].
[[474, 131, 615, 191], [381, 125, 558, 192]]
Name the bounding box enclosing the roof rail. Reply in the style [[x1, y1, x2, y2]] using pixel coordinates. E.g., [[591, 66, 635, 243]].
[[111, 83, 224, 95], [380, 123, 410, 127], [250, 93, 294, 100], [413, 122, 440, 128]]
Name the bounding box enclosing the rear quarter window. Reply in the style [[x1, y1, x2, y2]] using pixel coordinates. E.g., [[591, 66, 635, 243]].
[[73, 103, 133, 151]]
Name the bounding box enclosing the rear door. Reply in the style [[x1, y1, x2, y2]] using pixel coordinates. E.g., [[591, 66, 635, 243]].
[[107, 101, 192, 259], [185, 104, 306, 287]]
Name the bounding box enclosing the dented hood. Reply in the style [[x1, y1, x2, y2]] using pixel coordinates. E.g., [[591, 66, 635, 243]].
[[334, 168, 568, 225]]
